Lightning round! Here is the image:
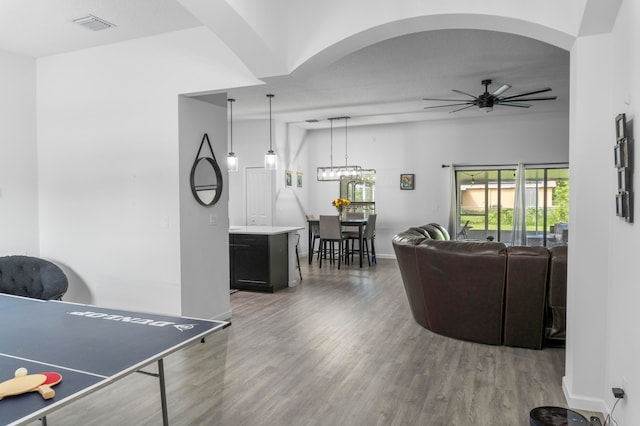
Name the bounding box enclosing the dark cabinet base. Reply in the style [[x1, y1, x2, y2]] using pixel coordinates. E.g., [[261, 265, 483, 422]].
[[229, 233, 288, 292]]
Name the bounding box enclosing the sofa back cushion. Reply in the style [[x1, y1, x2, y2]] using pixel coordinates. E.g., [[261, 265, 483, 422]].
[[415, 240, 507, 345], [503, 246, 550, 349], [547, 245, 568, 340]]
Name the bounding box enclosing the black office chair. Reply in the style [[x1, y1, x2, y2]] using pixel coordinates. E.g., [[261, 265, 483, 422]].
[[0, 255, 68, 300]]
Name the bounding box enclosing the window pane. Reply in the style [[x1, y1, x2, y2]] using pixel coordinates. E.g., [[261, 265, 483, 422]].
[[456, 166, 568, 246]]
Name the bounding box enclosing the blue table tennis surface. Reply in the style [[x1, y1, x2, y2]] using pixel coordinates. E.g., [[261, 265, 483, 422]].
[[0, 294, 229, 425]]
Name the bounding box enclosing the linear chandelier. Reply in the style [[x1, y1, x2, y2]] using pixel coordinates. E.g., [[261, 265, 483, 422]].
[[317, 116, 362, 181]]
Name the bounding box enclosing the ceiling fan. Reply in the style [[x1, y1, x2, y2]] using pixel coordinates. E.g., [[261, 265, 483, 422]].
[[423, 79, 557, 113]]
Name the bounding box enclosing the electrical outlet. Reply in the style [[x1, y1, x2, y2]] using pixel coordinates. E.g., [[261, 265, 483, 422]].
[[612, 387, 625, 399], [209, 214, 217, 226]]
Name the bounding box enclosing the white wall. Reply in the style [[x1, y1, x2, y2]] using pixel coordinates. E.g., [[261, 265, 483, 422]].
[[178, 94, 231, 321], [228, 117, 309, 236], [564, 33, 612, 414], [599, 1, 640, 422], [0, 50, 38, 256], [36, 27, 256, 315], [564, 4, 640, 422], [299, 112, 569, 257]]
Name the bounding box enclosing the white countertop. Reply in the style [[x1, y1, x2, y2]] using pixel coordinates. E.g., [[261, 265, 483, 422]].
[[229, 226, 303, 235]]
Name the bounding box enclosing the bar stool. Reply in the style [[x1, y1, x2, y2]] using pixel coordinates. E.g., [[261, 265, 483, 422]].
[[347, 214, 377, 266], [319, 215, 347, 269], [295, 233, 302, 280], [306, 214, 321, 262], [341, 212, 363, 264]]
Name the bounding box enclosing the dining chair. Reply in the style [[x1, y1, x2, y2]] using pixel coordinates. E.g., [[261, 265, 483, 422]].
[[348, 214, 377, 266], [342, 212, 364, 263], [319, 215, 346, 269], [306, 214, 321, 261]]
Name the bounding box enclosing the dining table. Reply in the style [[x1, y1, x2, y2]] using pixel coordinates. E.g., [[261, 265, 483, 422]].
[[307, 217, 369, 267]]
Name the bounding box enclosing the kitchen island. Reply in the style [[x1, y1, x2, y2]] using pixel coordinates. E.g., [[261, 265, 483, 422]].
[[229, 226, 303, 292]]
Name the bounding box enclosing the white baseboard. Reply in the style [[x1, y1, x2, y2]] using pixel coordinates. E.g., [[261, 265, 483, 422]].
[[562, 375, 608, 415], [301, 251, 396, 260], [209, 309, 232, 322]]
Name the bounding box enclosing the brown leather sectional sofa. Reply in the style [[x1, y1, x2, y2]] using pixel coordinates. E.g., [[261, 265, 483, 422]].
[[392, 224, 567, 349]]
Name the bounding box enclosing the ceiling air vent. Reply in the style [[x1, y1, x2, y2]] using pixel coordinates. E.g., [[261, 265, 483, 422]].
[[72, 15, 116, 31]]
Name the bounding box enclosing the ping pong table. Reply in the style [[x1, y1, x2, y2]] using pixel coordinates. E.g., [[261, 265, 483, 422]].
[[0, 293, 230, 426]]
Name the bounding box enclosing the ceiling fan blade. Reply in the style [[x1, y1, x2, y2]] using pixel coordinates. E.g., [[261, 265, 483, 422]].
[[491, 84, 511, 97], [499, 96, 557, 102], [422, 98, 475, 102], [499, 87, 552, 101], [452, 89, 478, 99], [498, 102, 531, 108], [449, 104, 476, 113], [423, 102, 474, 110]]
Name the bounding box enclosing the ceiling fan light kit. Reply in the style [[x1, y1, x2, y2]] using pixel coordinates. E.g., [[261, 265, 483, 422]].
[[423, 79, 557, 113]]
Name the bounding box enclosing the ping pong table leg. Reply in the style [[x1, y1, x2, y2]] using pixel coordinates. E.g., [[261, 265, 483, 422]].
[[138, 359, 169, 425], [40, 416, 47, 426], [158, 359, 169, 426]]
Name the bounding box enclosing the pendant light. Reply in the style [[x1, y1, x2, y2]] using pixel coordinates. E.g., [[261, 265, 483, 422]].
[[264, 94, 277, 170], [227, 98, 238, 172]]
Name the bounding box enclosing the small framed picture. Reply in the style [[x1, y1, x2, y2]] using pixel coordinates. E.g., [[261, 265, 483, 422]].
[[616, 113, 626, 141], [616, 191, 630, 219], [618, 168, 630, 191], [297, 172, 303, 188], [614, 139, 628, 169], [285, 170, 292, 187], [400, 173, 415, 190]]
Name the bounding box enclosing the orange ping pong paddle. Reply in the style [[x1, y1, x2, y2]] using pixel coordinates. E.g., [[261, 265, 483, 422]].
[[37, 372, 62, 399]]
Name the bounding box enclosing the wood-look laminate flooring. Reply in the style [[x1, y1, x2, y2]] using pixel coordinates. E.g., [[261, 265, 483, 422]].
[[31, 258, 598, 426]]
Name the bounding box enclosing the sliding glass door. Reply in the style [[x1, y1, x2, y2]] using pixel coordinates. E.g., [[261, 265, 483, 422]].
[[456, 165, 568, 246]]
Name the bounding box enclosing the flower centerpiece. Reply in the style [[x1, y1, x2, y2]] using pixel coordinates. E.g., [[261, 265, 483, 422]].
[[332, 198, 351, 219]]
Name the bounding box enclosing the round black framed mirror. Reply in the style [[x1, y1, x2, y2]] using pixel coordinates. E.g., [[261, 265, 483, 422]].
[[190, 156, 223, 206]]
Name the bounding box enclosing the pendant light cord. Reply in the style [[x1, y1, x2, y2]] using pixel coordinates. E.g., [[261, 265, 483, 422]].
[[330, 118, 334, 169], [228, 98, 235, 152], [268, 94, 274, 151], [344, 117, 348, 165]]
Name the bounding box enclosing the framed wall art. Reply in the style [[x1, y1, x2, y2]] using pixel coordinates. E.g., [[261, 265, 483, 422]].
[[614, 113, 633, 222], [400, 174, 415, 190]]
